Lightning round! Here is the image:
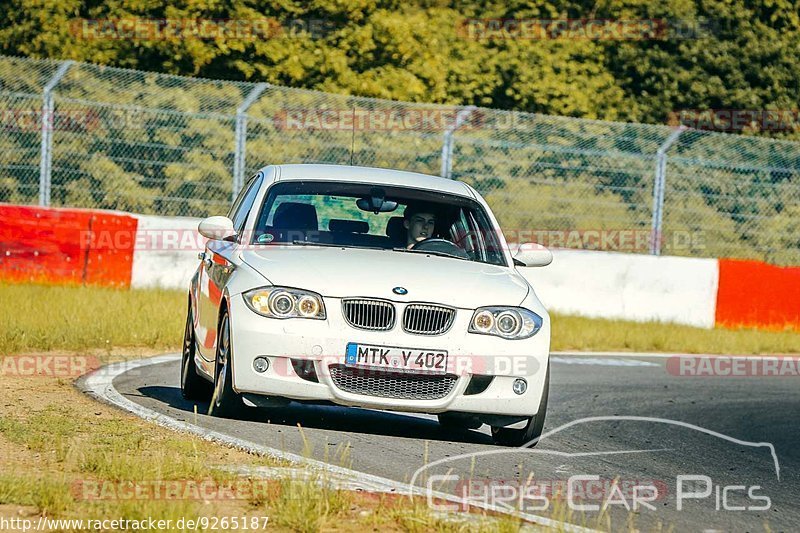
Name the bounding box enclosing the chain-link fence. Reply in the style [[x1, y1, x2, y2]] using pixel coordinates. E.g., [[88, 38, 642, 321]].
[[1, 55, 798, 264]]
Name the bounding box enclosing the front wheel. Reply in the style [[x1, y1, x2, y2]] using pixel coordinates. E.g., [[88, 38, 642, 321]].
[[491, 365, 550, 447], [208, 311, 245, 418], [181, 302, 212, 401]]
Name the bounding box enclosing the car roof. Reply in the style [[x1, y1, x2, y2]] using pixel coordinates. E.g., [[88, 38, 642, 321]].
[[268, 164, 474, 198]]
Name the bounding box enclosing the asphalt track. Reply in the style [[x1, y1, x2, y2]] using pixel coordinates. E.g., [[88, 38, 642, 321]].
[[109, 354, 799, 532]]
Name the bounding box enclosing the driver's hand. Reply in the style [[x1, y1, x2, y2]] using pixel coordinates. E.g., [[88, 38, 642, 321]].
[[407, 236, 426, 249]]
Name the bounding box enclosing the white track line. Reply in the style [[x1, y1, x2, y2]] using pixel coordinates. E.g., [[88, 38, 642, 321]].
[[77, 354, 596, 533], [551, 357, 658, 367], [552, 350, 788, 359]]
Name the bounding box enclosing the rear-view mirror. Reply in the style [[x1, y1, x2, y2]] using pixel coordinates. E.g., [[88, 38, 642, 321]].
[[514, 243, 553, 267], [198, 216, 237, 241]]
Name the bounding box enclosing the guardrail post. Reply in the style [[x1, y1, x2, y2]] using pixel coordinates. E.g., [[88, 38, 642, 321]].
[[440, 106, 476, 179], [38, 60, 74, 206], [232, 83, 268, 201], [650, 126, 687, 255]]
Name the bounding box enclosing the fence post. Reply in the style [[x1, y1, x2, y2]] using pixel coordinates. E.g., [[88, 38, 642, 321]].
[[38, 60, 74, 207], [440, 106, 476, 179], [232, 83, 269, 201], [650, 126, 687, 255]]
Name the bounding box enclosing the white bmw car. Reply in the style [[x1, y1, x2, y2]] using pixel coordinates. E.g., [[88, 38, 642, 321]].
[[181, 164, 553, 446]]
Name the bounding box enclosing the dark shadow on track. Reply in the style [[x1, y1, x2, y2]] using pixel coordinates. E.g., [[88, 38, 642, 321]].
[[137, 385, 495, 445]]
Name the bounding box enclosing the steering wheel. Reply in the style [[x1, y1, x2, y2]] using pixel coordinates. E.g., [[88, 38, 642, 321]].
[[410, 238, 470, 259]]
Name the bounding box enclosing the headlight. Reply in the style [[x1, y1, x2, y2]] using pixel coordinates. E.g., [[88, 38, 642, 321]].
[[244, 287, 326, 320], [468, 307, 542, 339]]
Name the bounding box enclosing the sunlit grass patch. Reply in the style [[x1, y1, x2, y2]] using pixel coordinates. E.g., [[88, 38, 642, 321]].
[[0, 473, 74, 516], [0, 406, 79, 461], [265, 473, 352, 531], [383, 498, 533, 533], [0, 389, 284, 487], [552, 313, 800, 354], [0, 282, 184, 355]]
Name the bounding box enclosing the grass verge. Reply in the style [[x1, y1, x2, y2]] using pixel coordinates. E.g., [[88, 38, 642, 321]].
[[552, 313, 800, 354], [1, 282, 797, 355], [0, 352, 542, 532]]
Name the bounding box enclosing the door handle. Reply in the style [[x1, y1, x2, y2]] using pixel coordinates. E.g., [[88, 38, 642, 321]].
[[198, 252, 212, 269]]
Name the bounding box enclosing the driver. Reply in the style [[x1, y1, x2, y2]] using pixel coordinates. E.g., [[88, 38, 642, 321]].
[[403, 204, 437, 249]]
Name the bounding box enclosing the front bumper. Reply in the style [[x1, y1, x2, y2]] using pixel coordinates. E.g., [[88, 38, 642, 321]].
[[228, 295, 550, 417]]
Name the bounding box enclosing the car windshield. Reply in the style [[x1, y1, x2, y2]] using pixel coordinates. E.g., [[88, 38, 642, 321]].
[[251, 180, 507, 266]]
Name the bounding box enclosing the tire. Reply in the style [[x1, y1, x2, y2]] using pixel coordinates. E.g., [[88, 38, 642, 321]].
[[438, 413, 482, 430], [208, 311, 245, 418], [180, 301, 212, 401], [491, 364, 550, 447]]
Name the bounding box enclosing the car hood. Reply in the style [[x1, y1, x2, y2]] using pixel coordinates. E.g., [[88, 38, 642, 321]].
[[240, 247, 529, 309]]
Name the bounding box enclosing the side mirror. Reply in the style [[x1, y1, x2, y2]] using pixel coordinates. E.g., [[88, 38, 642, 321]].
[[198, 216, 237, 241], [513, 243, 553, 267]]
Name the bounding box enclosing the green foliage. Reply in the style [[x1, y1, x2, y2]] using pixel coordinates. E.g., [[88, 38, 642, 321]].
[[7, 0, 796, 125], [0, 1, 798, 263]]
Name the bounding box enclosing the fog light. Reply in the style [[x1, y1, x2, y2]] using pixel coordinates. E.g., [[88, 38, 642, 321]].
[[512, 378, 527, 395], [253, 357, 270, 373]]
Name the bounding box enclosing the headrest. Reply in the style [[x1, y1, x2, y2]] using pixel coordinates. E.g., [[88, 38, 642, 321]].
[[385, 216, 405, 243], [273, 202, 318, 231]]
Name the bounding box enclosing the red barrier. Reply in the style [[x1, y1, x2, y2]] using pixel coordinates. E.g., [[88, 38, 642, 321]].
[[0, 204, 91, 284], [84, 211, 138, 286], [0, 204, 137, 287], [716, 259, 800, 329]]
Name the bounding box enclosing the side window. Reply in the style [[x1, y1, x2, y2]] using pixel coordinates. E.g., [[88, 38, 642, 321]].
[[469, 209, 505, 265], [227, 178, 252, 220], [465, 210, 488, 263], [230, 174, 263, 233], [449, 209, 474, 258]]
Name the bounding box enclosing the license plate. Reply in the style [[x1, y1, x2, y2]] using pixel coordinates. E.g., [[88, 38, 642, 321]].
[[345, 343, 448, 374]]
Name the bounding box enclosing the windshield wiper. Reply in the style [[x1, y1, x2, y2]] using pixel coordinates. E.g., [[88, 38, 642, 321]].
[[292, 240, 385, 251], [392, 247, 468, 261], [291, 240, 340, 247]]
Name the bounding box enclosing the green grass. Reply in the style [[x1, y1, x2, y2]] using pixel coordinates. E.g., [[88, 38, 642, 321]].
[[0, 383, 283, 530], [266, 475, 352, 531], [0, 473, 74, 516], [552, 313, 800, 354], [0, 386, 533, 532], [0, 282, 798, 356], [0, 405, 253, 482], [0, 282, 185, 354]]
